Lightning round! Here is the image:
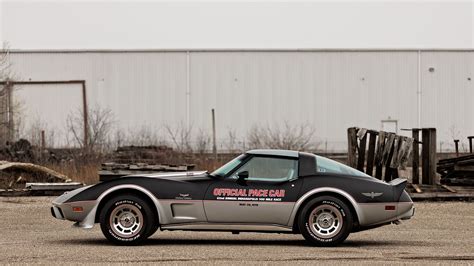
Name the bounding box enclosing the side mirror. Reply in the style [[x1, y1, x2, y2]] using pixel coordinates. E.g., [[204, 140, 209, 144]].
[[236, 171, 249, 186]]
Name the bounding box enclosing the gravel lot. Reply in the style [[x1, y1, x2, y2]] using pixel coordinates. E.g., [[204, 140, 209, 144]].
[[0, 197, 473, 265]]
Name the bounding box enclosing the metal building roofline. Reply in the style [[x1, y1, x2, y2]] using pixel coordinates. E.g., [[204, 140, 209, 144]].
[[5, 48, 474, 53]]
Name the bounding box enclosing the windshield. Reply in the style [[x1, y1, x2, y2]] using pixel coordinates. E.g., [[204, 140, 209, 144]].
[[316, 155, 371, 178], [211, 154, 247, 177]]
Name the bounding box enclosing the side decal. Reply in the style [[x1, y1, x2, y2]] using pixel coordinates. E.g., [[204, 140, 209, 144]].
[[212, 188, 286, 202]]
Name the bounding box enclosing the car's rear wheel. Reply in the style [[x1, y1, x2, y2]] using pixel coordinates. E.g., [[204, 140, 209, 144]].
[[99, 194, 156, 245], [298, 196, 353, 247]]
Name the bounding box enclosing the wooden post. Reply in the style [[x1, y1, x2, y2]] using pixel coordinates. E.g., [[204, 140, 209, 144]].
[[412, 129, 420, 184], [429, 128, 437, 185], [211, 109, 217, 160], [5, 81, 14, 143], [81, 81, 89, 149], [468, 136, 473, 154], [454, 139, 459, 157], [422, 128, 437, 185], [365, 131, 377, 176], [356, 131, 367, 171], [347, 128, 358, 168]]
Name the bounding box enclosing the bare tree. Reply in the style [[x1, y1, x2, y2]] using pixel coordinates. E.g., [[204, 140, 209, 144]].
[[224, 128, 241, 153], [247, 122, 318, 151], [66, 105, 115, 151], [0, 42, 13, 81], [20, 117, 56, 148], [115, 125, 166, 147], [195, 128, 210, 154], [164, 123, 193, 153], [0, 42, 22, 145]]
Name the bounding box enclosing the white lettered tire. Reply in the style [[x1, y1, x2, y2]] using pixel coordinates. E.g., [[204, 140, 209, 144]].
[[99, 194, 156, 245], [298, 196, 353, 246]]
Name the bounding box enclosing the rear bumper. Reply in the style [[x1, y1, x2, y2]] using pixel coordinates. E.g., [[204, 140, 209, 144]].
[[399, 205, 415, 220]]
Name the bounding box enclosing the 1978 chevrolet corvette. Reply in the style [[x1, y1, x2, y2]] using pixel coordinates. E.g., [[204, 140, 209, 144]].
[[51, 149, 414, 246]]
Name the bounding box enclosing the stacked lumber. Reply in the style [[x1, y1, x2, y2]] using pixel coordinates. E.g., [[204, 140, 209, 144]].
[[99, 162, 195, 181], [437, 154, 474, 185]]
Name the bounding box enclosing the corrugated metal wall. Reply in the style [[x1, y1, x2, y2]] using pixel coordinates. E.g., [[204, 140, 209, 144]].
[[420, 52, 474, 151], [8, 50, 473, 151]]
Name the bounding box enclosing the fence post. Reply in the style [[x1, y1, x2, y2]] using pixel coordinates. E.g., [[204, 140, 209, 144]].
[[347, 127, 357, 168], [422, 128, 437, 185], [81, 81, 89, 149], [211, 109, 217, 160], [468, 136, 473, 154], [412, 129, 420, 184], [454, 139, 459, 157]]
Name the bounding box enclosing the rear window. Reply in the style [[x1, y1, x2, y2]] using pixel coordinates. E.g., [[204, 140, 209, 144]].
[[316, 155, 370, 178]]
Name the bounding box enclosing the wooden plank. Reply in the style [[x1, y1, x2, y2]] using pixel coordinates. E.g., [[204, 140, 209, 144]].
[[375, 131, 386, 165], [25, 182, 83, 191], [409, 191, 474, 200], [384, 140, 396, 181], [356, 130, 367, 171], [382, 133, 396, 166], [365, 132, 377, 176], [389, 136, 402, 168], [399, 138, 414, 168], [0, 189, 31, 197], [440, 184, 457, 193], [375, 132, 386, 179], [347, 127, 358, 168], [412, 129, 420, 184], [411, 183, 423, 193]]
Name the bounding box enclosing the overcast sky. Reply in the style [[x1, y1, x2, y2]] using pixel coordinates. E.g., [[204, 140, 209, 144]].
[[1, 0, 473, 49]]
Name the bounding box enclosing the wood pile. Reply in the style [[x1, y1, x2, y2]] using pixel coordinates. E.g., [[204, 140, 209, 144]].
[[437, 154, 474, 185], [99, 162, 195, 181]]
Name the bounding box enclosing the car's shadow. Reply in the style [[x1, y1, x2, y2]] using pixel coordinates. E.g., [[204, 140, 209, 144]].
[[50, 237, 407, 247]]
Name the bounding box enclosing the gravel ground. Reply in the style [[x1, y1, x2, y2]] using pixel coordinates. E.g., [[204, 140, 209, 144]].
[[0, 197, 473, 265]]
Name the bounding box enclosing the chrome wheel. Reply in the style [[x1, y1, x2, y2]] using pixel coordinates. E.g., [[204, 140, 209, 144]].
[[109, 204, 143, 238], [308, 204, 343, 239]]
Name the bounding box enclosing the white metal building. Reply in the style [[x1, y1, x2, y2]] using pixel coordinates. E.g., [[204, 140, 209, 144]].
[[7, 49, 474, 152]]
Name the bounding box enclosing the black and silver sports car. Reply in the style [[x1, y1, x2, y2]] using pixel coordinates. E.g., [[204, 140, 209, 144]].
[[51, 149, 414, 246]]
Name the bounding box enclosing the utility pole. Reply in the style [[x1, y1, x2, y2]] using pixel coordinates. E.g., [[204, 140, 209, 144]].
[[211, 109, 217, 160]]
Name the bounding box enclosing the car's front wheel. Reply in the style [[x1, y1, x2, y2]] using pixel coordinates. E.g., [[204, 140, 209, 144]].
[[99, 194, 156, 245], [298, 196, 353, 247]]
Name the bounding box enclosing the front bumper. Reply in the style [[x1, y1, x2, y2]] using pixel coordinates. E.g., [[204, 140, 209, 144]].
[[51, 186, 97, 228], [51, 205, 65, 219]]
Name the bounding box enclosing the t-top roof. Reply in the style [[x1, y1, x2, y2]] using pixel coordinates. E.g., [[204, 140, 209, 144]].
[[246, 149, 299, 158]]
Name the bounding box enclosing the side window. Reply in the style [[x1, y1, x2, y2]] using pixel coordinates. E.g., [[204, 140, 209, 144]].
[[316, 155, 370, 178], [233, 156, 298, 181]]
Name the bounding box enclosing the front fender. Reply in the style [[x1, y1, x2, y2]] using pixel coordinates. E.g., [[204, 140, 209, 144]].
[[53, 184, 166, 229]]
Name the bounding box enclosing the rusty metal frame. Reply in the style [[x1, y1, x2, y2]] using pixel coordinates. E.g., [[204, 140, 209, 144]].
[[0, 80, 89, 148]]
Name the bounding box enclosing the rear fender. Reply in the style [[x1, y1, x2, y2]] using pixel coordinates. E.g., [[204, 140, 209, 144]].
[[389, 178, 408, 202], [288, 187, 363, 228]]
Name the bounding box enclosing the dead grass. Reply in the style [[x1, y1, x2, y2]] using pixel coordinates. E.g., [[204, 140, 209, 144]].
[[46, 162, 99, 185]]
